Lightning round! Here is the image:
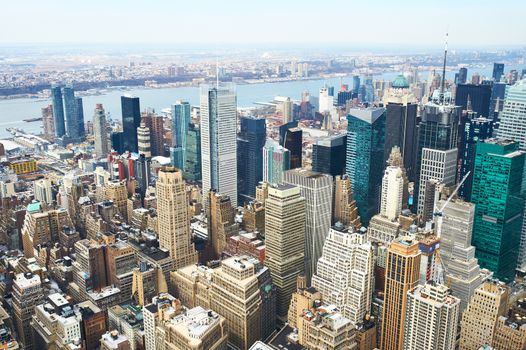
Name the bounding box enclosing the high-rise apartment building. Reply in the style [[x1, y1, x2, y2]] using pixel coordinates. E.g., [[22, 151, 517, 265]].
[[171, 100, 191, 170], [237, 116, 266, 204], [265, 183, 305, 318], [403, 283, 460, 350], [471, 139, 525, 282], [93, 104, 109, 157], [262, 140, 290, 184], [34, 178, 53, 205], [13, 272, 44, 350], [41, 104, 55, 140], [459, 281, 509, 350], [284, 169, 333, 282], [156, 167, 198, 268], [137, 122, 151, 159], [63, 85, 85, 142], [183, 123, 202, 182], [51, 84, 66, 138], [121, 96, 141, 153], [200, 84, 238, 207], [346, 107, 386, 224], [333, 175, 361, 229], [311, 224, 374, 324], [311, 134, 346, 176], [380, 237, 421, 350]]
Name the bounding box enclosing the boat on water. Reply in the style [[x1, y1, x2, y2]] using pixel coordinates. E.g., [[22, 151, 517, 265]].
[[23, 117, 43, 122]]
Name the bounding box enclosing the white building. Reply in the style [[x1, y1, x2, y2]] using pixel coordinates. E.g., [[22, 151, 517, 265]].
[[200, 84, 238, 207], [403, 282, 460, 350], [311, 224, 374, 325], [93, 104, 109, 157], [34, 178, 53, 205], [263, 140, 290, 184], [380, 166, 404, 221]]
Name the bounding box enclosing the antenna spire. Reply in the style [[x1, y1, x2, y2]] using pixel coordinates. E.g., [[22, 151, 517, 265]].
[[440, 32, 448, 102], [216, 59, 219, 88]]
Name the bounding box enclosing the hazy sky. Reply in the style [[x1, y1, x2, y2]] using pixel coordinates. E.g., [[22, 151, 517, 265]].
[[1, 0, 525, 48]]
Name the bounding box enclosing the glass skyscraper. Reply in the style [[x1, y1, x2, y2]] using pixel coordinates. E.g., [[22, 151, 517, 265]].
[[121, 95, 141, 153], [237, 116, 266, 204], [455, 83, 492, 117], [183, 123, 201, 182], [62, 86, 85, 142], [263, 140, 290, 184], [171, 100, 191, 170], [471, 139, 525, 282], [51, 84, 65, 138], [346, 107, 386, 224], [279, 121, 302, 169], [493, 63, 505, 82], [311, 133, 346, 177], [200, 84, 238, 207]]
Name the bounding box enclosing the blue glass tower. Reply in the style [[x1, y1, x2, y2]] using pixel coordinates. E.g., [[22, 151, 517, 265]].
[[62, 86, 85, 142], [352, 76, 360, 94], [455, 83, 492, 117], [493, 63, 505, 82], [121, 96, 141, 153], [346, 107, 386, 224], [51, 84, 66, 138], [237, 116, 266, 204], [170, 100, 191, 169]]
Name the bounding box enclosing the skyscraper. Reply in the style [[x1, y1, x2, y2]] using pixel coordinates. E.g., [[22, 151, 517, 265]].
[[237, 116, 266, 204], [311, 133, 346, 176], [284, 169, 333, 282], [279, 124, 302, 169], [493, 62, 505, 82], [380, 237, 421, 350], [262, 140, 290, 184], [51, 84, 66, 138], [171, 100, 191, 169], [13, 272, 44, 350], [156, 167, 198, 269], [455, 83, 493, 117], [311, 224, 374, 325], [200, 84, 238, 208], [332, 175, 361, 229], [63, 85, 85, 142], [459, 281, 509, 350], [183, 123, 201, 182], [265, 183, 305, 319], [403, 283, 460, 350], [282, 97, 293, 123], [121, 96, 141, 153], [458, 116, 493, 201], [346, 107, 386, 224], [457, 67, 468, 84], [93, 104, 109, 157], [471, 139, 525, 282], [137, 122, 151, 159], [41, 104, 55, 140], [380, 166, 404, 221], [207, 191, 239, 259], [383, 81, 418, 180]]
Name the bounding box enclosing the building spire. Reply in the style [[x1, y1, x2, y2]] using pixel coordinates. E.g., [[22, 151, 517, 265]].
[[440, 32, 448, 103], [216, 58, 219, 88]]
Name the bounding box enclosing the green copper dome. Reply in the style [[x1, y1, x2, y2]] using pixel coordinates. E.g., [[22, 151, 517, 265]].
[[392, 74, 409, 89]]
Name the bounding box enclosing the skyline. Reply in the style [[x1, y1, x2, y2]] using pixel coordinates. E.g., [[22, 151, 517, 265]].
[[1, 0, 526, 48]]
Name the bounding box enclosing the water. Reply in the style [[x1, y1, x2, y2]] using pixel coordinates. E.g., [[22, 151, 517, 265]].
[[0, 65, 522, 139]]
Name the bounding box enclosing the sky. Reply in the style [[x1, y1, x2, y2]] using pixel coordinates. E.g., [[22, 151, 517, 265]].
[[1, 0, 525, 49]]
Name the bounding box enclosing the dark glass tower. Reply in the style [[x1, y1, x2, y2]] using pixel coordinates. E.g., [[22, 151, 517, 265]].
[[183, 123, 201, 182], [75, 97, 85, 141], [489, 82, 506, 121], [171, 100, 191, 169], [346, 107, 386, 225], [458, 116, 494, 201], [492, 63, 505, 82], [51, 84, 65, 138], [456, 67, 467, 84], [455, 83, 492, 117], [61, 86, 85, 142], [111, 132, 124, 154], [237, 116, 266, 204], [121, 96, 141, 153], [352, 75, 360, 94], [312, 134, 346, 176], [471, 139, 524, 282], [279, 121, 302, 169]]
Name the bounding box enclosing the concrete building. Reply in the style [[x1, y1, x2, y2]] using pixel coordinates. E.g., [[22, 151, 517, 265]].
[[143, 293, 182, 350], [12, 273, 44, 350], [171, 264, 214, 310], [34, 178, 53, 205], [101, 331, 130, 350], [459, 281, 509, 350], [403, 283, 460, 350], [264, 183, 305, 319], [104, 180, 129, 223], [156, 167, 198, 268], [380, 237, 421, 350], [312, 224, 374, 325], [108, 303, 144, 350], [93, 104, 109, 157], [137, 122, 152, 159], [380, 166, 404, 221], [284, 169, 332, 282]]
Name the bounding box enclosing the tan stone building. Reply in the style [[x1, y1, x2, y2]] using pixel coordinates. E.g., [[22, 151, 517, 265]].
[[207, 191, 239, 259], [333, 175, 361, 229], [104, 180, 129, 223]]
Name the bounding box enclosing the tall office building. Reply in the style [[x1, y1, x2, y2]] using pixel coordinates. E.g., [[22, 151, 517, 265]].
[[455, 83, 493, 117], [121, 96, 141, 153], [459, 281, 509, 350], [156, 167, 198, 269], [265, 183, 305, 319], [471, 139, 525, 282], [51, 84, 66, 138], [346, 107, 386, 224], [142, 112, 165, 157], [284, 169, 333, 282], [403, 283, 460, 350], [200, 84, 238, 207], [333, 175, 361, 229], [93, 104, 109, 157], [416, 148, 458, 218], [137, 122, 151, 159], [34, 178, 53, 205], [383, 77, 418, 180], [237, 116, 266, 204], [380, 166, 404, 221], [489, 81, 507, 120], [352, 75, 360, 94], [311, 133, 346, 176], [279, 121, 302, 169], [171, 100, 191, 169], [493, 63, 505, 82], [13, 272, 44, 350], [282, 97, 293, 123], [457, 67, 468, 84], [312, 224, 374, 324], [263, 140, 290, 184], [63, 85, 85, 142], [104, 180, 129, 223], [380, 237, 421, 350], [207, 191, 239, 259], [458, 117, 494, 200], [183, 123, 202, 182]]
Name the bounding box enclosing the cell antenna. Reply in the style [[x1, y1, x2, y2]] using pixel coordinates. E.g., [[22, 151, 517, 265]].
[[440, 32, 448, 102]]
